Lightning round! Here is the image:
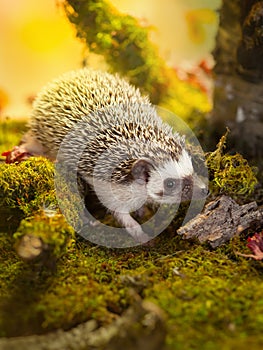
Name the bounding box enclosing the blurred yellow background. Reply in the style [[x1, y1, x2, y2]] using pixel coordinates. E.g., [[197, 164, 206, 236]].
[[0, 0, 221, 117]]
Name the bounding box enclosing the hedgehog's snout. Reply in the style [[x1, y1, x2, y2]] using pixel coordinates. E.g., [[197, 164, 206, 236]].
[[172, 175, 208, 202], [191, 174, 209, 200], [181, 176, 193, 201], [158, 174, 208, 203]]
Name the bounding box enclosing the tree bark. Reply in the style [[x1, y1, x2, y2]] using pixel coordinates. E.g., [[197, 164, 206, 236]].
[[177, 195, 263, 248], [210, 0, 263, 161]]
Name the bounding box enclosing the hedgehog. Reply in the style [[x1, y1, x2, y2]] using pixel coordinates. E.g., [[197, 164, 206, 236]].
[[4, 68, 207, 243]]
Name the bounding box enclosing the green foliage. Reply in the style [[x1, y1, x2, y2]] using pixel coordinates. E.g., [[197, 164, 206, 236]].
[[206, 129, 258, 198], [62, 0, 211, 130], [63, 0, 170, 105]]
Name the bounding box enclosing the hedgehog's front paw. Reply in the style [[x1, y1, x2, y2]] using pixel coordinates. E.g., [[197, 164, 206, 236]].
[[114, 212, 150, 244], [126, 226, 150, 244]]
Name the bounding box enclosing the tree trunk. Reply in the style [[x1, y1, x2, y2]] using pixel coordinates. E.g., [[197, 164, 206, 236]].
[[210, 0, 263, 162]]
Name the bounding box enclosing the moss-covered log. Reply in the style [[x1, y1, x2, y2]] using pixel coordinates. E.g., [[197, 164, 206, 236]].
[[63, 0, 170, 105], [62, 0, 211, 132]]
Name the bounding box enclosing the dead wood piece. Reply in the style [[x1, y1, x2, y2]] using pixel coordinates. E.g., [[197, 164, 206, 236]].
[[177, 195, 263, 248], [0, 301, 166, 350]]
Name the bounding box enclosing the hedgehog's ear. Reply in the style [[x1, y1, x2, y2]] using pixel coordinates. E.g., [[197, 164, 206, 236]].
[[131, 159, 152, 184]]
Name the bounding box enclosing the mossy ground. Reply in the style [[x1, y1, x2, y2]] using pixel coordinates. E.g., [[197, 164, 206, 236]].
[[1, 119, 263, 349]]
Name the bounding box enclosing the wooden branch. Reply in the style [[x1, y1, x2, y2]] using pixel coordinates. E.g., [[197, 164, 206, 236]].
[[0, 300, 166, 350], [177, 195, 263, 248]]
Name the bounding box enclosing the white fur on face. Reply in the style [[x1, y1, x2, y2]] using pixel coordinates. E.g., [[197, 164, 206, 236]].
[[163, 149, 193, 178], [146, 149, 194, 203]]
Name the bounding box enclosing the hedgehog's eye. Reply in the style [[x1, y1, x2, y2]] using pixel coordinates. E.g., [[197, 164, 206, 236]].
[[164, 178, 178, 191]]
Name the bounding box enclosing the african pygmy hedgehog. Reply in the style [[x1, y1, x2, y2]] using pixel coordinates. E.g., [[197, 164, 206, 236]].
[[5, 68, 207, 243]]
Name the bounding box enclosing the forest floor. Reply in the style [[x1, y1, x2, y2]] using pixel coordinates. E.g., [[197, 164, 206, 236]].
[[1, 118, 263, 350]]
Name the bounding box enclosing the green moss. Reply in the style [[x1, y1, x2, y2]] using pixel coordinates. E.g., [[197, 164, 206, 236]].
[[63, 0, 170, 105], [14, 211, 75, 259], [1, 122, 263, 348], [0, 233, 58, 337], [144, 244, 263, 349], [2, 232, 263, 349], [0, 157, 56, 216], [63, 0, 211, 134], [206, 129, 258, 199]]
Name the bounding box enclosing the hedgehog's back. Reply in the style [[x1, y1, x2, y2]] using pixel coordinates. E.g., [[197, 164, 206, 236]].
[[29, 68, 149, 156]]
